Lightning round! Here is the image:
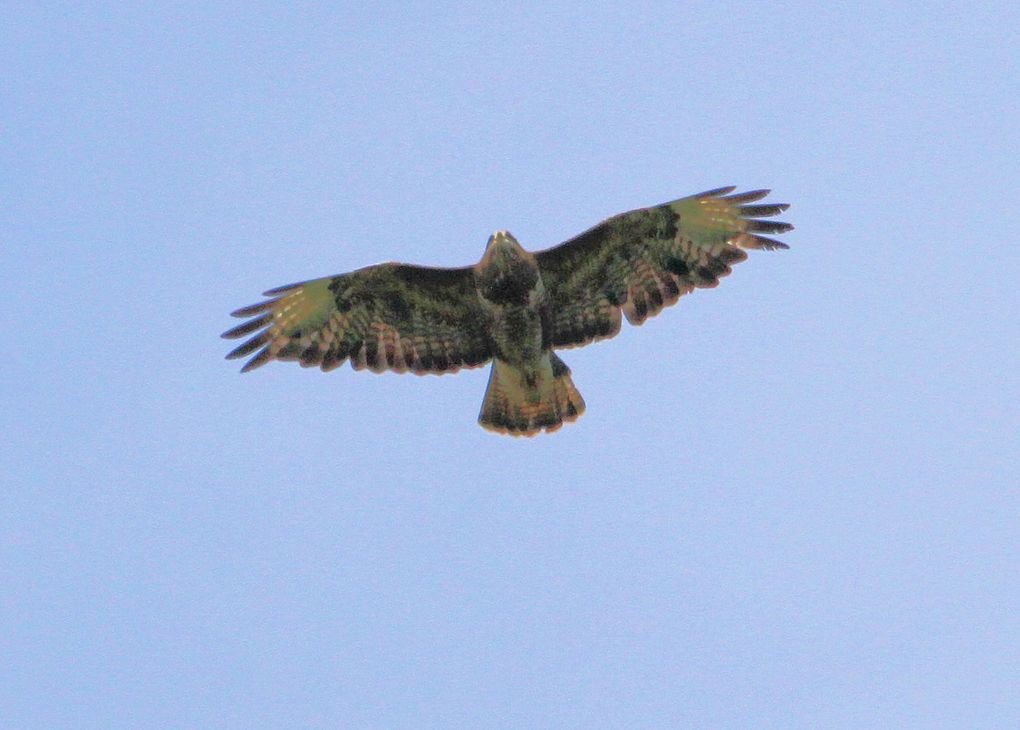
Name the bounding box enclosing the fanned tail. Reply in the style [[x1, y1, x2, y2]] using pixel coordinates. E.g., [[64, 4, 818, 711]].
[[478, 353, 585, 437]]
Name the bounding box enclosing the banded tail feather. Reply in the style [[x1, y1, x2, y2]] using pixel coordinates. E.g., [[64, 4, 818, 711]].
[[478, 353, 585, 437]]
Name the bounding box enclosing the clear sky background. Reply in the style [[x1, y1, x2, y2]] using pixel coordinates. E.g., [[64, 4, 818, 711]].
[[3, 3, 1018, 728]]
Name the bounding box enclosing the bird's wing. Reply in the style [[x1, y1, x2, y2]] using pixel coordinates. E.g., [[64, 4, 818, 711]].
[[223, 263, 492, 374], [534, 187, 793, 349]]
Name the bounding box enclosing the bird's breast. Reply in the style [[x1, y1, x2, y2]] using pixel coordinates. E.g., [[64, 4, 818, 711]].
[[487, 301, 546, 366]]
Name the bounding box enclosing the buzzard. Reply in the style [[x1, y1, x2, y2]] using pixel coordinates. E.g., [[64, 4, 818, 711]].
[[223, 187, 792, 436]]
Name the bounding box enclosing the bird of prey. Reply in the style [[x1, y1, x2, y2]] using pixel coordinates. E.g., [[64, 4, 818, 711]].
[[223, 186, 792, 436]]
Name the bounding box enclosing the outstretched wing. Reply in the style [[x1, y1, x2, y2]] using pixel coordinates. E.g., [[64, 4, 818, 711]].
[[535, 187, 793, 349], [222, 263, 492, 374]]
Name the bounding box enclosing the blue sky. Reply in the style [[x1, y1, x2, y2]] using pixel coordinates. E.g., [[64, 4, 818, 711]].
[[3, 2, 1018, 727]]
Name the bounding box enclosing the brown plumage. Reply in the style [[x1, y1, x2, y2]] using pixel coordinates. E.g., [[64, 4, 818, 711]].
[[223, 187, 793, 436]]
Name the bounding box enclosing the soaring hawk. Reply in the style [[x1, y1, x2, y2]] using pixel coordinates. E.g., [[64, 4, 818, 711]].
[[223, 187, 793, 436]]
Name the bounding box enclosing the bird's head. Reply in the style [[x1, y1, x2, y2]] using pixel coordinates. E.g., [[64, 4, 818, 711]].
[[480, 230, 524, 266], [475, 230, 539, 305]]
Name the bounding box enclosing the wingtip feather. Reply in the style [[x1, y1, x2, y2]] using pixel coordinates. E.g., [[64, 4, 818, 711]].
[[221, 314, 271, 339], [230, 299, 279, 318], [225, 333, 270, 360], [746, 219, 795, 235], [239, 347, 273, 372], [262, 281, 304, 296], [697, 185, 737, 198], [723, 189, 771, 204], [738, 203, 790, 217]]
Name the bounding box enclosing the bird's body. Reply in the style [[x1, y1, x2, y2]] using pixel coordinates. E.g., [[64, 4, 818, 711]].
[[471, 231, 583, 432], [223, 187, 793, 436], [474, 231, 546, 368]]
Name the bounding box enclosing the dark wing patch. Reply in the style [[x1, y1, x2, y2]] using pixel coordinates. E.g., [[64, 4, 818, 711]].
[[535, 187, 793, 348], [223, 263, 492, 374]]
